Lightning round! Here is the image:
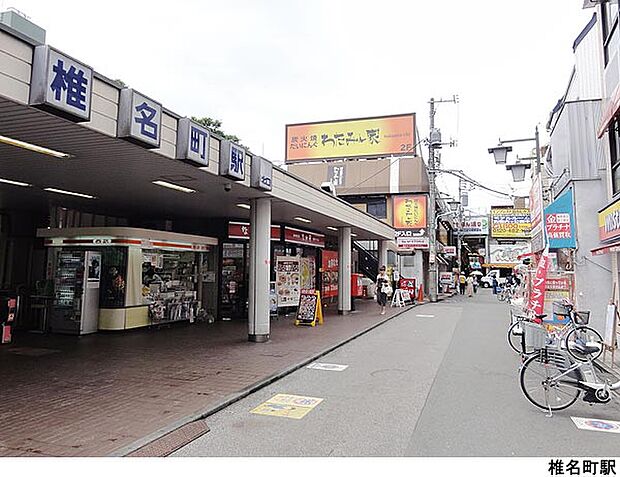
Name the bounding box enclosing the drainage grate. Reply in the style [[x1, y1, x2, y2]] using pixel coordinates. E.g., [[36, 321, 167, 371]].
[[127, 419, 210, 457]]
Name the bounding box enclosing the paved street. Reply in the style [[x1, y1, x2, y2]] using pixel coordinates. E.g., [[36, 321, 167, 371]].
[[174, 290, 620, 457]]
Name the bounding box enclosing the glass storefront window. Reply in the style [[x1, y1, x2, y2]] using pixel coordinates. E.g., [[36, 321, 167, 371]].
[[99, 247, 128, 308]]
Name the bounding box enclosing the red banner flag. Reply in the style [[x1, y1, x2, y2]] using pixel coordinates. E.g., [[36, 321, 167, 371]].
[[528, 246, 550, 316]]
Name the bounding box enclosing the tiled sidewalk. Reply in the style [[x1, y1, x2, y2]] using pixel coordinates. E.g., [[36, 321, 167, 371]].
[[0, 299, 414, 457]]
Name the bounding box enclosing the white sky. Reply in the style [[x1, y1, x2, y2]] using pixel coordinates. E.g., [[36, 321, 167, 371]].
[[5, 0, 594, 214]]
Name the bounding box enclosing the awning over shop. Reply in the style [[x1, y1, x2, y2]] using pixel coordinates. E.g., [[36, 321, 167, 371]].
[[597, 83, 620, 138], [591, 241, 620, 256]]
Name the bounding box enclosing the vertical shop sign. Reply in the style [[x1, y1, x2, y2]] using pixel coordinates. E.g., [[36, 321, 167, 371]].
[[29, 45, 93, 122], [250, 156, 273, 191], [176, 118, 210, 166], [117, 89, 162, 148], [220, 140, 246, 181], [327, 164, 346, 187], [530, 173, 545, 252]]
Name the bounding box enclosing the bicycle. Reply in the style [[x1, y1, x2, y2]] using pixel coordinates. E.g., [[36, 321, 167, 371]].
[[507, 300, 604, 363], [519, 341, 620, 417]]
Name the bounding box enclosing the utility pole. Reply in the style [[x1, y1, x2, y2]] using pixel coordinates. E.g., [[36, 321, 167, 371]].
[[427, 95, 458, 302], [428, 98, 438, 302], [457, 176, 464, 274]]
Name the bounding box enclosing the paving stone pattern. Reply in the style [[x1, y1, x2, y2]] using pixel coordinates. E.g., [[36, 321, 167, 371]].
[[0, 300, 409, 457]]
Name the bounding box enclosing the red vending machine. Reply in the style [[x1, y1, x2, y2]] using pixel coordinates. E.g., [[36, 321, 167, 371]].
[[351, 273, 363, 298]]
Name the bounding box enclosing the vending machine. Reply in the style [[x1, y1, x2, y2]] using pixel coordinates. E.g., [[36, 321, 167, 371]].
[[50, 250, 101, 335]]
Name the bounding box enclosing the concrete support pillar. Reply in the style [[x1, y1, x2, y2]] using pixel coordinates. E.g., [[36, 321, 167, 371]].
[[338, 227, 352, 314], [378, 240, 389, 271], [248, 197, 271, 342]]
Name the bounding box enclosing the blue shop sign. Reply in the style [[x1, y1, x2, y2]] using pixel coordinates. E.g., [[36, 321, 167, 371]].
[[544, 189, 576, 249]]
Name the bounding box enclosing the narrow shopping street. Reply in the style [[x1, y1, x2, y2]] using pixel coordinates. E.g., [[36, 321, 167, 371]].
[[174, 291, 620, 457]]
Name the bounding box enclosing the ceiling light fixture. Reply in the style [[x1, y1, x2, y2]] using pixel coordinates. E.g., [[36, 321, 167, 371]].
[[0, 134, 71, 158], [351, 233, 358, 237], [236, 203, 251, 210], [0, 177, 31, 187], [326, 226, 338, 231], [294, 216, 311, 223], [44, 187, 95, 199], [152, 180, 196, 193]]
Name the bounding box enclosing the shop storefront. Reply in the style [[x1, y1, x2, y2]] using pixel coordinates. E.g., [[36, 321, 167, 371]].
[[221, 221, 328, 320], [38, 227, 218, 333]]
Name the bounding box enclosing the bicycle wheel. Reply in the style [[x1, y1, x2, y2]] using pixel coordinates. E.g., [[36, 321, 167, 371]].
[[564, 326, 604, 362], [520, 350, 581, 411], [498, 291, 506, 302], [507, 321, 525, 354]]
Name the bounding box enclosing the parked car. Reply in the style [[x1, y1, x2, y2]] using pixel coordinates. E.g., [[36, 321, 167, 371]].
[[479, 270, 507, 288]]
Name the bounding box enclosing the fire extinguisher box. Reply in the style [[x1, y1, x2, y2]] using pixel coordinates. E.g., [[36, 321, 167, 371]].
[[351, 273, 364, 297]]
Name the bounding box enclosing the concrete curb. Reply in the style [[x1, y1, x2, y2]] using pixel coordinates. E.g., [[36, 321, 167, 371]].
[[111, 300, 437, 457]]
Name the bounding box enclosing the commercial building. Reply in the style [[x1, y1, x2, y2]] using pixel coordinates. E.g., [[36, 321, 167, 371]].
[[0, 14, 393, 344], [546, 10, 611, 332], [288, 138, 458, 295]]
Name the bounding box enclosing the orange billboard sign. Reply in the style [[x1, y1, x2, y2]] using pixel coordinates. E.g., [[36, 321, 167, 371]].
[[285, 113, 416, 162], [393, 195, 427, 230]]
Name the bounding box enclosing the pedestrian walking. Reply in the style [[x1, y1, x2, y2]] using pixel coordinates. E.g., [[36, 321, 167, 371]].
[[466, 275, 474, 297], [459, 273, 466, 295], [492, 276, 499, 295], [473, 275, 478, 294], [376, 265, 391, 315]]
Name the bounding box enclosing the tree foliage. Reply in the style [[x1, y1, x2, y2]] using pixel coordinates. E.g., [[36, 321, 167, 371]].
[[192, 116, 241, 144]]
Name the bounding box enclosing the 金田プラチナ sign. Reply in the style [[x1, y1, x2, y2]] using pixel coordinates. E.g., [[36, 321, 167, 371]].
[[491, 208, 531, 238], [285, 113, 416, 162]]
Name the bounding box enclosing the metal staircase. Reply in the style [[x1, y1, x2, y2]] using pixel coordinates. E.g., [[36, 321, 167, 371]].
[[353, 241, 379, 281]]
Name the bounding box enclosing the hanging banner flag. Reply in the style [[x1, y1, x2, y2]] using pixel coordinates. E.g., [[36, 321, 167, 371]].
[[528, 246, 551, 316]]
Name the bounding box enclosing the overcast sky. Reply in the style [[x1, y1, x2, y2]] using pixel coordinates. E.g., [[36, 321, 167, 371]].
[[5, 0, 594, 214]]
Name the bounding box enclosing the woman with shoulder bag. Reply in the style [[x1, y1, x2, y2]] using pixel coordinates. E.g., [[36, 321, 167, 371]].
[[376, 265, 391, 315]]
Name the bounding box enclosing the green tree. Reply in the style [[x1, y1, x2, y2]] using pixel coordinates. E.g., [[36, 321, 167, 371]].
[[192, 116, 241, 144]]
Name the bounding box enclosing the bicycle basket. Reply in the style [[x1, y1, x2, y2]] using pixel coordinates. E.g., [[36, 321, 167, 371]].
[[574, 311, 590, 325], [552, 301, 571, 316], [523, 321, 548, 351]]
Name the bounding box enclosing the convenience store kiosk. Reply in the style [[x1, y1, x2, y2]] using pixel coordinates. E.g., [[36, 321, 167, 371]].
[[38, 227, 218, 333]]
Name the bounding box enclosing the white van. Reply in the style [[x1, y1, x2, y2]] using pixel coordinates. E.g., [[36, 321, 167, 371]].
[[479, 270, 507, 288]]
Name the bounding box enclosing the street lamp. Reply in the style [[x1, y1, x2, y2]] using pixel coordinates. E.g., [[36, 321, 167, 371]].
[[505, 160, 532, 182], [488, 126, 541, 174], [487, 145, 512, 165]]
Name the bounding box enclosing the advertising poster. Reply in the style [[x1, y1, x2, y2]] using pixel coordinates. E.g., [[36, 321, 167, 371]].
[[393, 195, 427, 230], [285, 113, 416, 162], [491, 208, 531, 238], [276, 256, 300, 307], [300, 257, 316, 292], [489, 243, 531, 266], [321, 251, 338, 299], [543, 275, 573, 326]]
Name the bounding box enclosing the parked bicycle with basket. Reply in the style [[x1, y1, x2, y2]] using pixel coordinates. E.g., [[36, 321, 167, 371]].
[[507, 299, 604, 362]]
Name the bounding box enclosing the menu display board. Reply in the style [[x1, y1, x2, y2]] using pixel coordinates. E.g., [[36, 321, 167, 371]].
[[295, 290, 324, 327], [276, 256, 300, 307], [296, 292, 318, 324]]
